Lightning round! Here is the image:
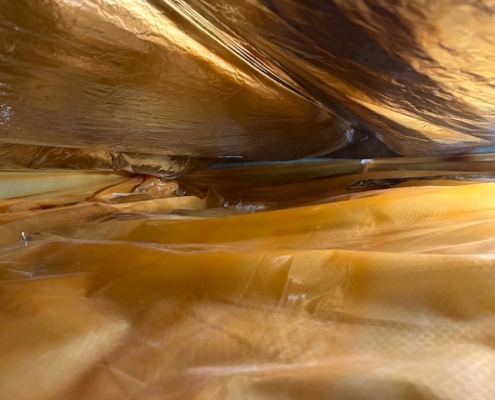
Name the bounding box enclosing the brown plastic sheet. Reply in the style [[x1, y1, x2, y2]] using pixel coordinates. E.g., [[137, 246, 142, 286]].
[[0, 0, 349, 164], [0, 143, 211, 179], [2, 159, 495, 399], [202, 0, 495, 155], [1, 0, 495, 168]]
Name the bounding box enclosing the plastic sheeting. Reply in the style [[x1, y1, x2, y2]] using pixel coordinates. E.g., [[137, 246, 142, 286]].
[[2, 159, 495, 399], [2, 1, 495, 398], [0, 0, 350, 165], [0, 144, 211, 179], [1, 0, 495, 170]]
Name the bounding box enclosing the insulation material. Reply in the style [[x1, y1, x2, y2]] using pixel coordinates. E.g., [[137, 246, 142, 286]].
[[1, 160, 495, 399]]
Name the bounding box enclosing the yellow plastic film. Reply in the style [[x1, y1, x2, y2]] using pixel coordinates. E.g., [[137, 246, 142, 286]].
[[1, 161, 495, 399]]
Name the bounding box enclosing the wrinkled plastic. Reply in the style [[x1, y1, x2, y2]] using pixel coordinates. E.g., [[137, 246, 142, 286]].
[[200, 0, 495, 155], [0, 0, 350, 162], [3, 0, 495, 398], [2, 0, 495, 166], [0, 144, 211, 178], [3, 159, 495, 399]]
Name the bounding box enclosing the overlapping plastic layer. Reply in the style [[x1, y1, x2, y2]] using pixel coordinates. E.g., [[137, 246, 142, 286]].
[[2, 158, 495, 399], [1, 0, 495, 168]]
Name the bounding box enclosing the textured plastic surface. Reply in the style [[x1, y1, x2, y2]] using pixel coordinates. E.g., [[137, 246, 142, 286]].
[[0, 143, 211, 178], [0, 0, 349, 162], [1, 0, 495, 166], [2, 159, 495, 399]]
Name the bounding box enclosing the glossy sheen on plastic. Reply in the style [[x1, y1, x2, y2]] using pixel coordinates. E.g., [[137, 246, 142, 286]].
[[2, 0, 495, 164], [0, 0, 350, 161], [2, 160, 495, 399], [0, 144, 211, 178], [201, 0, 495, 155]]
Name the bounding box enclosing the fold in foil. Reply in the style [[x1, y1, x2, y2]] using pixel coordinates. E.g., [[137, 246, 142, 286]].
[[1, 0, 494, 167]]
